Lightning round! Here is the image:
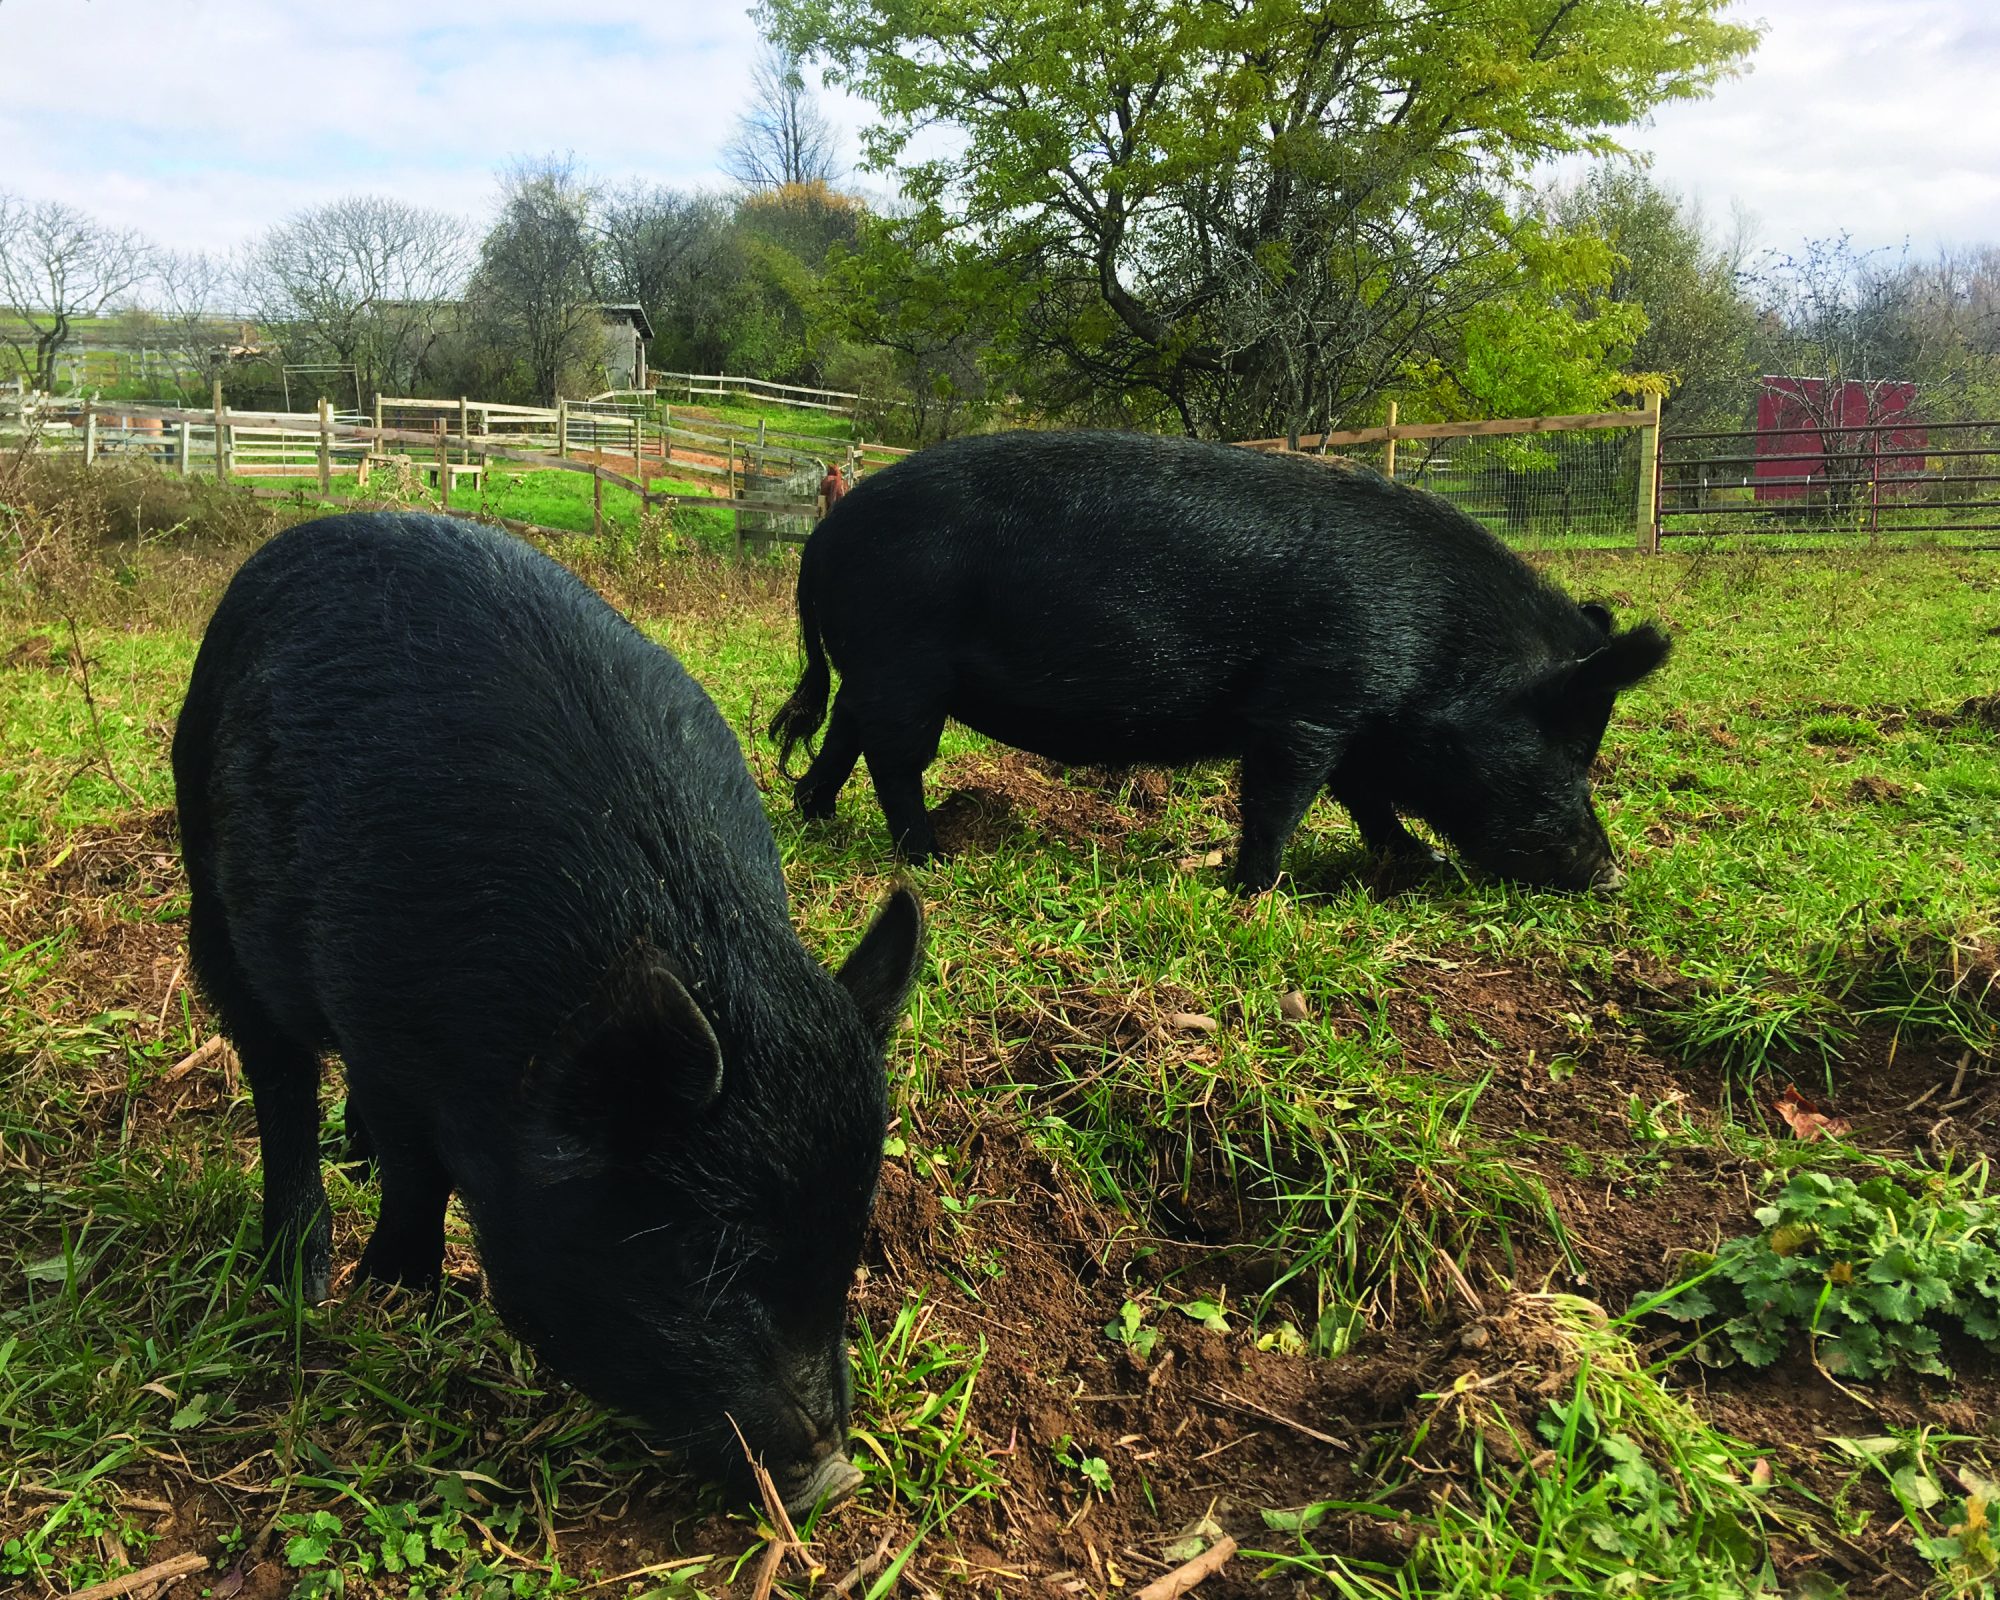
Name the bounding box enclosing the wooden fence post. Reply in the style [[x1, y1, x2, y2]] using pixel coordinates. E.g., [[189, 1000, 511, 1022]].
[[213, 377, 228, 481], [592, 468, 604, 538], [556, 397, 569, 457], [373, 393, 383, 440], [459, 395, 470, 454], [317, 397, 333, 493], [177, 419, 191, 477], [436, 421, 449, 510], [1634, 390, 1662, 554], [662, 403, 672, 462], [1382, 400, 1399, 481], [82, 407, 98, 465]]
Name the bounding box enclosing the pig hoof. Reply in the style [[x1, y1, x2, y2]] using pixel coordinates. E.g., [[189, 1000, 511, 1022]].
[[1591, 862, 1627, 892], [782, 1452, 863, 1518], [263, 1259, 331, 1305]]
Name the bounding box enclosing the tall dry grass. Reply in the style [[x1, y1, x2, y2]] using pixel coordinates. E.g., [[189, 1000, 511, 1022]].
[[0, 449, 798, 634]]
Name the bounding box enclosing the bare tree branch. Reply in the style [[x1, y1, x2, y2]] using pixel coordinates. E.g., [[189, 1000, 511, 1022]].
[[242, 196, 470, 398], [0, 194, 153, 391], [722, 42, 840, 190]]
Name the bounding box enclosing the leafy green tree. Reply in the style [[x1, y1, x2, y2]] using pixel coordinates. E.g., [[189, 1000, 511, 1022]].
[[466, 157, 604, 402], [1545, 167, 1757, 429], [762, 0, 1760, 438], [1405, 222, 1651, 426], [818, 213, 1010, 441]]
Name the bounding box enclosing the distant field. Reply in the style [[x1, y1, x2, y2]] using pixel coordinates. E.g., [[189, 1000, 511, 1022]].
[[221, 464, 741, 549], [1, 459, 1997, 1597]]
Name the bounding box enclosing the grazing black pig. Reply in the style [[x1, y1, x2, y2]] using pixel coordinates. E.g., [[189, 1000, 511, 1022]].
[[173, 513, 923, 1516], [771, 430, 1669, 892]]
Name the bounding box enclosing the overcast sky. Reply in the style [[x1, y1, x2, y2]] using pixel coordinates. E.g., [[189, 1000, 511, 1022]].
[[1, 0, 1994, 261]]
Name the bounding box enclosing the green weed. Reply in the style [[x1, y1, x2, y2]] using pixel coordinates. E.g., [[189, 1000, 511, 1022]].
[[1658, 1165, 2000, 1379]]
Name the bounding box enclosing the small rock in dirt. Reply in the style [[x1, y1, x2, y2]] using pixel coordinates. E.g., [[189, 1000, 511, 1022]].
[[1168, 1012, 1219, 1035], [1458, 1323, 1492, 1351], [1279, 989, 1309, 1021]]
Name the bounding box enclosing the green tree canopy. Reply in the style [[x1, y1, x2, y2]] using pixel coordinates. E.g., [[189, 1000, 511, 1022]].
[[762, 0, 1760, 437], [1545, 166, 1758, 429]]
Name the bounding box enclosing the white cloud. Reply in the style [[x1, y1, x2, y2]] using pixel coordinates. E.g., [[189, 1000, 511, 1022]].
[[1, 0, 1993, 257], [0, 0, 877, 248], [1620, 0, 2000, 255]]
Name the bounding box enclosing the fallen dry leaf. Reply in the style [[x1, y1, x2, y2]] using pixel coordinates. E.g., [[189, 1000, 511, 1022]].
[[1773, 1084, 1850, 1142]]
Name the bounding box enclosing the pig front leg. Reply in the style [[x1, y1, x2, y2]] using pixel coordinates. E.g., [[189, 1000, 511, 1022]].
[[351, 1081, 454, 1291], [1234, 731, 1346, 892], [1326, 770, 1446, 865]]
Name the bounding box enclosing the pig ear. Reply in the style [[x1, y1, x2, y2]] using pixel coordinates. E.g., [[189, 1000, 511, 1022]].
[[1529, 624, 1672, 725], [570, 961, 726, 1130], [1580, 601, 1615, 636], [1575, 623, 1672, 698], [835, 886, 925, 1046]]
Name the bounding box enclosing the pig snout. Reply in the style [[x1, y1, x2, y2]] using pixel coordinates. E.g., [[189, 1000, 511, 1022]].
[[779, 1445, 864, 1517]]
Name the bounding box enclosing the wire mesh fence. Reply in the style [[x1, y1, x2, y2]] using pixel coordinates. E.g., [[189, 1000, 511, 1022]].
[[1242, 406, 1656, 552], [1358, 426, 1644, 550]]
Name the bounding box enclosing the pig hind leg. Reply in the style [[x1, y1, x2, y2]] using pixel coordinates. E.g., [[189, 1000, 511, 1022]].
[[853, 697, 947, 862], [794, 697, 864, 820], [187, 890, 333, 1300], [349, 1080, 453, 1290], [1234, 731, 1346, 893]]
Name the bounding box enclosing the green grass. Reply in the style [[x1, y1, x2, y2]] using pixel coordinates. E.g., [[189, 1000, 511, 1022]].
[[657, 394, 862, 444], [3, 482, 1998, 1595], [247, 464, 742, 551]]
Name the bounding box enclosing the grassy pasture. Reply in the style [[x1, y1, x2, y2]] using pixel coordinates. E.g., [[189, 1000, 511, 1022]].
[[1, 459, 1998, 1598]]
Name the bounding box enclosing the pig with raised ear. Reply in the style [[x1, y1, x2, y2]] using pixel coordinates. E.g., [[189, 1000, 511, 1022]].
[[174, 511, 923, 1515], [772, 430, 1670, 892]]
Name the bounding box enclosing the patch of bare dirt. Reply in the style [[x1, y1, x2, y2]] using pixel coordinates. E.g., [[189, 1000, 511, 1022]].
[[10, 809, 1993, 1595], [1847, 774, 1908, 804], [3, 811, 193, 1036], [4, 633, 59, 670], [932, 751, 1167, 855]]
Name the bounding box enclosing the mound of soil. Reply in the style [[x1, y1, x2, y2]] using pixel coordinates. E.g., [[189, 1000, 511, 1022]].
[[932, 751, 1164, 855]]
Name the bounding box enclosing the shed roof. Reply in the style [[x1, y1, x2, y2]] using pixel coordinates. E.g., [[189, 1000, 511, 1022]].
[[593, 302, 655, 340]]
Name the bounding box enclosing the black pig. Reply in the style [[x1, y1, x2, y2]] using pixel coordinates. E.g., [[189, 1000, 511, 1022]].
[[771, 430, 1668, 891], [173, 513, 923, 1515]]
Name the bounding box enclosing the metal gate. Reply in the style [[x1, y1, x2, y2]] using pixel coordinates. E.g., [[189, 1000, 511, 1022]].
[[1658, 417, 2000, 545]]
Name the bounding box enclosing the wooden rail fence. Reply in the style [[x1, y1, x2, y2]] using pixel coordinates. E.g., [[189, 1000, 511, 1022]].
[[2, 383, 845, 554], [1239, 396, 1665, 552]]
